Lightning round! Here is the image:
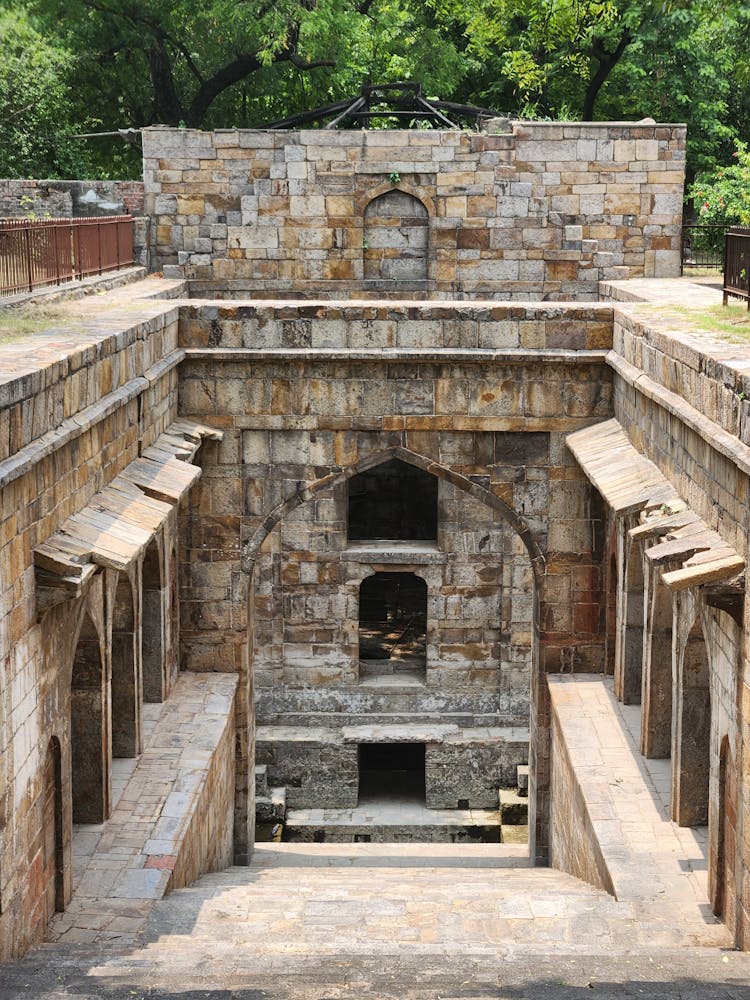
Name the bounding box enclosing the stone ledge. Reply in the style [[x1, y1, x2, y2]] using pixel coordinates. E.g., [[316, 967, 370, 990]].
[[548, 674, 730, 946], [0, 350, 184, 491], [184, 347, 611, 364]]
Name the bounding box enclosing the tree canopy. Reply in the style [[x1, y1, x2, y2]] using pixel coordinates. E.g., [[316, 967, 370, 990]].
[[0, 0, 747, 182]]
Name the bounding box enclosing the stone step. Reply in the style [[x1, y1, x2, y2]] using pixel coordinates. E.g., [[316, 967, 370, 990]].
[[256, 785, 286, 823], [499, 787, 528, 825], [254, 763, 269, 797]]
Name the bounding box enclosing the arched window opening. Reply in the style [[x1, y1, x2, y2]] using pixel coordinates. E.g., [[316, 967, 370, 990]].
[[348, 459, 437, 542], [112, 573, 139, 757], [363, 190, 428, 282], [142, 541, 165, 703], [42, 737, 64, 917], [70, 612, 107, 823], [359, 572, 427, 684]]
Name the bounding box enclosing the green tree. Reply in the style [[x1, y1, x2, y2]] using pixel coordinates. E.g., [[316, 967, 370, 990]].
[[32, 0, 464, 131], [0, 6, 90, 176]]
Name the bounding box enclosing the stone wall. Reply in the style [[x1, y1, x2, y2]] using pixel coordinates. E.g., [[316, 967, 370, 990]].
[[166, 680, 237, 893], [605, 307, 750, 945], [177, 300, 614, 856], [0, 180, 145, 219], [0, 291, 186, 960], [548, 708, 613, 894], [142, 121, 686, 297]]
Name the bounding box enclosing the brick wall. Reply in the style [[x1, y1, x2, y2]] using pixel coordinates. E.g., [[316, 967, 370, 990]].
[[0, 298, 180, 960], [0, 180, 145, 219]]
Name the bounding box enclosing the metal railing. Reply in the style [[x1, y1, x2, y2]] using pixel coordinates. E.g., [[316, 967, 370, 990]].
[[681, 224, 729, 271], [723, 227, 750, 308], [0, 216, 134, 298]]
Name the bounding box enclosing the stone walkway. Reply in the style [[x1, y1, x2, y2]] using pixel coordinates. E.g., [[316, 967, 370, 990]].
[[49, 672, 237, 948], [548, 676, 727, 950]]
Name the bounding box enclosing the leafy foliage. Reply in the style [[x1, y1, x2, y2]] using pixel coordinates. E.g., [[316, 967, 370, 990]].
[[0, 7, 92, 177], [0, 0, 746, 179], [690, 145, 750, 228]]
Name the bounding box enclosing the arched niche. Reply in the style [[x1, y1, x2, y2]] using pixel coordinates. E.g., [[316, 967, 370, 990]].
[[142, 539, 165, 703], [111, 572, 139, 757], [70, 611, 107, 823], [363, 190, 428, 282], [358, 571, 427, 684], [348, 458, 437, 542]]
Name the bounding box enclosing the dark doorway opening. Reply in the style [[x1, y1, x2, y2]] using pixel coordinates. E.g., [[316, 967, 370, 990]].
[[359, 572, 427, 683], [358, 743, 426, 802], [348, 459, 437, 542]]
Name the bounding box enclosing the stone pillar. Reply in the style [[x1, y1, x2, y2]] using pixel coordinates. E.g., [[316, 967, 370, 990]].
[[614, 517, 645, 705], [670, 590, 711, 826], [640, 559, 673, 758]]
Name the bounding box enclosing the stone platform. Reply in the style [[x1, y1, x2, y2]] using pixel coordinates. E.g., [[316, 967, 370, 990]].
[[548, 674, 727, 946], [3, 842, 748, 1000], [283, 796, 508, 843]]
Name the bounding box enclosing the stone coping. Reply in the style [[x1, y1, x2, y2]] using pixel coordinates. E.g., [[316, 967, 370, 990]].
[[181, 298, 615, 318], [184, 347, 610, 364], [566, 417, 744, 589], [547, 674, 729, 946], [0, 265, 147, 310], [257, 724, 529, 745], [34, 418, 221, 596]]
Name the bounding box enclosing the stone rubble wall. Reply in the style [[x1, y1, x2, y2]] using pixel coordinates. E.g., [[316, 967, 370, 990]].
[[0, 180, 145, 219], [142, 120, 685, 298]]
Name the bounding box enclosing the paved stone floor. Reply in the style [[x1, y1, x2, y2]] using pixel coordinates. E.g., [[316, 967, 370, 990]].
[[2, 843, 750, 999]]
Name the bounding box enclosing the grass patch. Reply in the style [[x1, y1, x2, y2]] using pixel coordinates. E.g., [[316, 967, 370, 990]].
[[0, 303, 74, 343], [634, 300, 750, 345]]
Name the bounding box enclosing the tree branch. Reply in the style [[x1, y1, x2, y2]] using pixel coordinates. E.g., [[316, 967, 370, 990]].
[[583, 28, 633, 119]]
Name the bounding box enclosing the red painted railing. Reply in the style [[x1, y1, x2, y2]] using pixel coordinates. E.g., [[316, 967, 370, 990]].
[[723, 227, 750, 308], [0, 216, 134, 297]]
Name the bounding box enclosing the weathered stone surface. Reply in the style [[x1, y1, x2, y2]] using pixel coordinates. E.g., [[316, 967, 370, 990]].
[[143, 121, 685, 295]]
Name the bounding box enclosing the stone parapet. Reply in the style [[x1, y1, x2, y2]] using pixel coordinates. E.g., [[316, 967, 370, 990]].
[[142, 121, 685, 295]]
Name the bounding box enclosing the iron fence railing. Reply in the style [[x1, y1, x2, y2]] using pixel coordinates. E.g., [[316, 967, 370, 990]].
[[723, 227, 750, 308], [0, 216, 134, 298], [681, 224, 729, 271]]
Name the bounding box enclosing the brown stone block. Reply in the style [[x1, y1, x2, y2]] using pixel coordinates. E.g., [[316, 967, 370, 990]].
[[573, 602, 601, 636], [324, 260, 355, 281], [585, 323, 614, 349], [547, 261, 578, 281], [457, 228, 490, 250]]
